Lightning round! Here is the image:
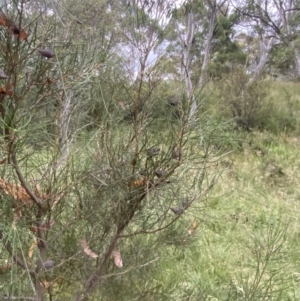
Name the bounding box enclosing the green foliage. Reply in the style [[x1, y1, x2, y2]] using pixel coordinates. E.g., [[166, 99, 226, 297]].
[[212, 77, 300, 134], [258, 83, 300, 134], [218, 69, 272, 130], [269, 45, 294, 77], [209, 13, 246, 78]]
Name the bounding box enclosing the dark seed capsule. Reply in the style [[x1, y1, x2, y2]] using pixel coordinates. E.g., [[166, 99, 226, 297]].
[[147, 146, 160, 157], [139, 169, 147, 176], [12, 25, 20, 34], [155, 169, 166, 178], [0, 69, 8, 79], [182, 199, 189, 208], [43, 259, 55, 269], [172, 147, 180, 159], [38, 49, 55, 59], [169, 99, 181, 106], [170, 207, 183, 215], [123, 111, 135, 121]]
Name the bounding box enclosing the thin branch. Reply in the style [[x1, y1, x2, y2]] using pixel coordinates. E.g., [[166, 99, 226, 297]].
[[231, 1, 281, 35], [76, 232, 120, 301], [1, 297, 38, 301], [10, 150, 47, 252], [10, 151, 43, 207], [102, 257, 159, 279], [0, 230, 35, 277], [254, 3, 282, 34]]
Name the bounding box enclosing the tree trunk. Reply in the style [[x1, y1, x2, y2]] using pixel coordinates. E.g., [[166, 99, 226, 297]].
[[182, 11, 195, 99], [128, 32, 137, 84], [178, 9, 197, 117], [55, 90, 74, 169], [250, 37, 275, 82], [198, 2, 217, 89], [294, 50, 300, 77]]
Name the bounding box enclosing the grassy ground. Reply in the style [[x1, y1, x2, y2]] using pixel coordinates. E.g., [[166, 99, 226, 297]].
[[156, 130, 300, 300]]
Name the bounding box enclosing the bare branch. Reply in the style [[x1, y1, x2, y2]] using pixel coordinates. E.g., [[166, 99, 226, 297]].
[[10, 152, 43, 207], [1, 296, 38, 301]]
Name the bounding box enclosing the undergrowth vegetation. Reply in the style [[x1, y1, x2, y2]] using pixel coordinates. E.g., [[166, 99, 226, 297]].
[[52, 80, 300, 301], [147, 80, 300, 300], [134, 80, 299, 300], [103, 131, 300, 300]]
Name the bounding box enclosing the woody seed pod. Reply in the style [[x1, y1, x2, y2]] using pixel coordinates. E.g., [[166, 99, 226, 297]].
[[147, 146, 160, 157], [170, 207, 183, 215], [0, 69, 7, 79], [155, 169, 166, 178], [43, 259, 55, 269], [172, 147, 180, 159], [38, 49, 55, 59]]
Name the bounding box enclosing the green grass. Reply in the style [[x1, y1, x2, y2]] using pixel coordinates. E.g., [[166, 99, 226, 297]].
[[154, 128, 300, 300]]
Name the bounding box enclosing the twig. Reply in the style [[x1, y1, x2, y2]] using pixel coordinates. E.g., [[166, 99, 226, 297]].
[[102, 257, 159, 278], [10, 152, 43, 207], [0, 230, 35, 277], [1, 296, 37, 300]]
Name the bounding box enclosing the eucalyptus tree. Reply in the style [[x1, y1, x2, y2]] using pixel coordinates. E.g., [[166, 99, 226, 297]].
[[172, 0, 228, 115], [232, 0, 300, 80], [173, 0, 198, 100], [198, 0, 228, 88]]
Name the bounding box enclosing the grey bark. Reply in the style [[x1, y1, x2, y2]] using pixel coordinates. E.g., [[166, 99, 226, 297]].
[[199, 0, 227, 88], [251, 36, 275, 82], [294, 50, 300, 76], [198, 0, 217, 89], [175, 8, 196, 117], [183, 11, 195, 99], [55, 90, 75, 170], [60, 91, 72, 161], [128, 34, 137, 83]]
